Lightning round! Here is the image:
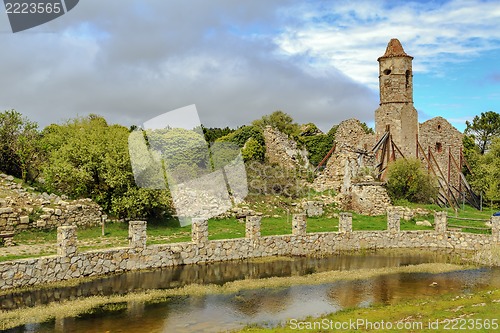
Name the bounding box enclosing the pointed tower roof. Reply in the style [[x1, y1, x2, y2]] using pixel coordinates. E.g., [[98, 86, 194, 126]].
[[377, 38, 413, 60]]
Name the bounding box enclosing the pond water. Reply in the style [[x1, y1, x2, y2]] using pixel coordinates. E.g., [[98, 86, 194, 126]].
[[4, 251, 500, 333]]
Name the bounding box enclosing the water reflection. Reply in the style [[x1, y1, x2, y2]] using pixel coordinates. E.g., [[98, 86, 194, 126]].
[[6, 251, 500, 333], [1, 251, 445, 310]]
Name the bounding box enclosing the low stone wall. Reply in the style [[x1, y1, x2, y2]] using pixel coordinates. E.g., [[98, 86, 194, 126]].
[[1, 213, 499, 290], [0, 174, 103, 233], [0, 199, 103, 233]]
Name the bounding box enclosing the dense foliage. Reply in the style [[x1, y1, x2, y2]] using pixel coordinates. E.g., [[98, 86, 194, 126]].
[[300, 125, 337, 167], [217, 125, 265, 161], [0, 110, 42, 181], [202, 125, 235, 143], [465, 111, 500, 154], [147, 128, 211, 183], [465, 137, 500, 204], [41, 115, 171, 218], [252, 110, 300, 138], [386, 158, 438, 203]]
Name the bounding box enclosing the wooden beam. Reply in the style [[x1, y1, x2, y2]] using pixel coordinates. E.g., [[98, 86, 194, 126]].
[[417, 141, 455, 209], [428, 147, 458, 209], [315, 143, 336, 171]]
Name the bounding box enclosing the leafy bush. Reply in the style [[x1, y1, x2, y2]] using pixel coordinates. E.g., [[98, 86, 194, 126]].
[[300, 124, 337, 167], [0, 109, 42, 181], [386, 158, 438, 203], [252, 110, 300, 138], [41, 115, 172, 218], [217, 125, 265, 161]]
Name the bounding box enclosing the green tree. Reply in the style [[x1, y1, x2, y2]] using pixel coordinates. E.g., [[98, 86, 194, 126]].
[[217, 125, 265, 162], [300, 124, 338, 167], [465, 111, 500, 154], [0, 109, 42, 181], [469, 138, 500, 205], [201, 125, 235, 143], [252, 110, 300, 137], [41, 115, 171, 218], [386, 158, 438, 203], [241, 137, 265, 161]]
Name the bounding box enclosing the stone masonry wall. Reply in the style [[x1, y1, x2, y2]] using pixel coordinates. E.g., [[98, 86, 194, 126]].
[[0, 213, 499, 291], [313, 119, 376, 193], [263, 126, 310, 170], [0, 174, 103, 233], [418, 117, 463, 192]]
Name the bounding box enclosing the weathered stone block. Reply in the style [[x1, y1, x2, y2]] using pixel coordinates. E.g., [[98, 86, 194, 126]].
[[434, 212, 447, 233], [492, 216, 500, 243], [245, 216, 261, 240], [57, 226, 77, 257], [0, 207, 13, 214], [19, 216, 29, 224], [128, 221, 147, 250], [387, 208, 401, 232], [339, 212, 352, 233], [303, 201, 323, 217], [191, 218, 208, 245], [292, 214, 307, 236]]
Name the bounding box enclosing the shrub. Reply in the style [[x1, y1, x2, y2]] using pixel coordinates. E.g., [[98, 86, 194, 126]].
[[386, 158, 438, 203]]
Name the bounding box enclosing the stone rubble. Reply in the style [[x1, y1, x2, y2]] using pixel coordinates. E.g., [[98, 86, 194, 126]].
[[0, 174, 103, 234]]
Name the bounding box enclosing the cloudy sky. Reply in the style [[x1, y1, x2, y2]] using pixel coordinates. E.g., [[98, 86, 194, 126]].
[[0, 0, 499, 132]]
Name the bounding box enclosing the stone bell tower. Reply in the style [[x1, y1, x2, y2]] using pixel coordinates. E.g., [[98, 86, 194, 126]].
[[375, 38, 418, 158]]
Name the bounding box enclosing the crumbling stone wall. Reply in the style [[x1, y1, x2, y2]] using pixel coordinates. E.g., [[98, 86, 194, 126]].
[[0, 174, 103, 233], [350, 183, 392, 216], [312, 119, 391, 216], [313, 119, 376, 193], [263, 126, 309, 170], [419, 117, 463, 191]]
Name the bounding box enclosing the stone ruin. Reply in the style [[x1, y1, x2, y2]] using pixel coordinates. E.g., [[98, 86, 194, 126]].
[[309, 38, 468, 215], [263, 125, 310, 170], [311, 118, 392, 216], [0, 173, 103, 234]]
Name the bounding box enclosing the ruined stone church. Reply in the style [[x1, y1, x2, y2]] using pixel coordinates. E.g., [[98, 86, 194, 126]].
[[313, 38, 470, 214]]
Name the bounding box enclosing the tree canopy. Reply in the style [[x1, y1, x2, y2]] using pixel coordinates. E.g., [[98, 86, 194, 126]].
[[465, 111, 500, 154], [41, 115, 171, 218], [0, 110, 42, 181]]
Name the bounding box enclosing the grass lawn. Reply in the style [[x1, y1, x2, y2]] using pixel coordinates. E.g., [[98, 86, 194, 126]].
[[238, 288, 500, 333]]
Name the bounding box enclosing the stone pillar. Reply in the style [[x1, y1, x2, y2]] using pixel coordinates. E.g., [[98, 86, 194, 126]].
[[191, 218, 208, 245], [434, 212, 447, 233], [128, 221, 147, 250], [491, 216, 500, 243], [57, 226, 77, 257], [338, 212, 352, 233], [387, 210, 400, 232], [246, 216, 261, 240], [292, 214, 307, 236]]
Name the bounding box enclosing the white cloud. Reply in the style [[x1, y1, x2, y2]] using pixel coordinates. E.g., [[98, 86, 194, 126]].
[[276, 0, 500, 88]]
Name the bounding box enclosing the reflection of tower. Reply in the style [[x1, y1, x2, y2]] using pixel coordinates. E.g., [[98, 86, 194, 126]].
[[375, 39, 418, 158]]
